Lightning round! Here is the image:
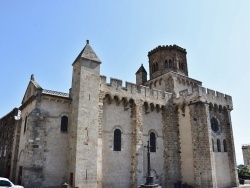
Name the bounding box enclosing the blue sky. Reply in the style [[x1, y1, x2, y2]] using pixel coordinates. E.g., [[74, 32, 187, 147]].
[[1, 0, 250, 164]]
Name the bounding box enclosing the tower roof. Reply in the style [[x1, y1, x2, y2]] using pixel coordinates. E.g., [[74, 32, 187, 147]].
[[136, 64, 147, 74], [73, 40, 101, 64]]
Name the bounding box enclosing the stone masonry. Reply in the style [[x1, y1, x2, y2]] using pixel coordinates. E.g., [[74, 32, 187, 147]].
[[0, 41, 238, 188]]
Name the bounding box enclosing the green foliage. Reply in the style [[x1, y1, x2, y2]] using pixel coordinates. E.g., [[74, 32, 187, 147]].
[[238, 166, 250, 176]]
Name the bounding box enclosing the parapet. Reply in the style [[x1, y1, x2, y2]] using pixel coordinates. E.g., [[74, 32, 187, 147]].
[[100, 75, 172, 105], [176, 85, 233, 109], [242, 144, 250, 149], [148, 44, 187, 56]]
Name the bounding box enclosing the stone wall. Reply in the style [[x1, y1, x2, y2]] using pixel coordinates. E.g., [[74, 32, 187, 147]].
[[102, 98, 133, 188]]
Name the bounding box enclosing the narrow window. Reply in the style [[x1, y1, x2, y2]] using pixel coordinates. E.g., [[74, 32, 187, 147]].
[[61, 116, 68, 132], [0, 147, 2, 157], [114, 129, 121, 151], [217, 139, 221, 152], [165, 60, 168, 68], [169, 60, 173, 68], [223, 139, 227, 152], [150, 132, 156, 152], [156, 63, 158, 71], [24, 115, 28, 133], [212, 139, 214, 152]]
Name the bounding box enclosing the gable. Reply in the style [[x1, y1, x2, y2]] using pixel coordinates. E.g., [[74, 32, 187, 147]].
[[21, 75, 42, 104]]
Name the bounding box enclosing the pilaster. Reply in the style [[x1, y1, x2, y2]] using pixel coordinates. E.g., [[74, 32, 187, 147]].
[[97, 91, 105, 187], [224, 109, 238, 187], [162, 101, 181, 187], [189, 102, 216, 188], [131, 100, 144, 187]]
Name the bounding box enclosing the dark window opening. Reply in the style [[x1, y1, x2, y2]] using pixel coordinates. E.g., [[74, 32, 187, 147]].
[[217, 139, 221, 152], [24, 115, 28, 133], [150, 132, 156, 152], [165, 60, 168, 68], [211, 117, 219, 132], [223, 139, 227, 152], [114, 129, 121, 151], [61, 116, 68, 132], [169, 60, 173, 68]]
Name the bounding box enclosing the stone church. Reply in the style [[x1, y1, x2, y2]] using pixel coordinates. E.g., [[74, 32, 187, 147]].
[[0, 41, 238, 188]]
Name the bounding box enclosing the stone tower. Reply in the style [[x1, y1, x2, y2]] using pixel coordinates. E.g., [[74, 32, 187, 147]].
[[148, 45, 188, 80], [242, 145, 250, 167], [69, 40, 102, 188], [136, 64, 147, 86]]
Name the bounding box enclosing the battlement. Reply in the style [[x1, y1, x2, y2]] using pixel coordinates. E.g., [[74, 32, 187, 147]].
[[176, 85, 233, 109], [242, 144, 250, 149], [148, 44, 187, 56], [100, 75, 172, 105]]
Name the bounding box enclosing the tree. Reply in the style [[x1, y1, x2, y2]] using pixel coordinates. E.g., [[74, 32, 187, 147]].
[[238, 166, 250, 177]]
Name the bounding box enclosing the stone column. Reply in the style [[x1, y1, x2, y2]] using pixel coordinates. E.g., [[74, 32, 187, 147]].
[[131, 100, 144, 187], [189, 102, 216, 188]]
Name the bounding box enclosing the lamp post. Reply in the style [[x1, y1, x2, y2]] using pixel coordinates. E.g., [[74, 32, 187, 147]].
[[141, 140, 158, 188]]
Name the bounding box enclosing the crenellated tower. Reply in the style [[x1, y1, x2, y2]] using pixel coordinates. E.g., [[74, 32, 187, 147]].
[[148, 45, 188, 79]]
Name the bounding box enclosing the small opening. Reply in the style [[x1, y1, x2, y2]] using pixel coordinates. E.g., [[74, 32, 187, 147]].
[[165, 60, 168, 68], [169, 60, 173, 68], [61, 116, 68, 132], [217, 139, 221, 152], [150, 132, 156, 152], [24, 115, 28, 133], [223, 139, 227, 152], [114, 129, 121, 151]]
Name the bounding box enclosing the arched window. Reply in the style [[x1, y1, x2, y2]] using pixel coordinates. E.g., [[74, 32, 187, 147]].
[[169, 60, 173, 68], [61, 116, 68, 132], [217, 139, 221, 152], [180, 63, 184, 70], [24, 115, 28, 133], [223, 139, 227, 152], [114, 129, 121, 151], [212, 139, 214, 152], [165, 60, 168, 68], [155, 63, 158, 71], [150, 132, 156, 152]]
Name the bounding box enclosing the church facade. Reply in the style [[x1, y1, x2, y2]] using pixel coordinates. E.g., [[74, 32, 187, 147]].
[[0, 41, 238, 188]]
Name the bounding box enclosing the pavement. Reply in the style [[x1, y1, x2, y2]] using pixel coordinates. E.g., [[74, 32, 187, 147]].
[[238, 180, 250, 187]]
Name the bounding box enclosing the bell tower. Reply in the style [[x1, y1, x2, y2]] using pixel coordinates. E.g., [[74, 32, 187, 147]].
[[148, 45, 188, 80]]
